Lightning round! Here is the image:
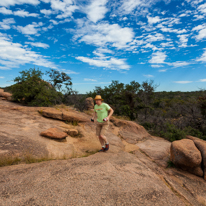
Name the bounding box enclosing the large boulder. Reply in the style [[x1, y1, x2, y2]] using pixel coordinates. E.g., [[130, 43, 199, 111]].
[[39, 108, 89, 122], [40, 128, 68, 139], [85, 97, 94, 110], [170, 139, 203, 177]]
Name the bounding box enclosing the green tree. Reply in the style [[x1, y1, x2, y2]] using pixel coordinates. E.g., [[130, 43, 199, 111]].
[[11, 68, 63, 106], [46, 69, 72, 93]]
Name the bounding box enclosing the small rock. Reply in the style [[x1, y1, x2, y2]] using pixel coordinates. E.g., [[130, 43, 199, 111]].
[[40, 128, 68, 139], [170, 139, 203, 177], [67, 129, 79, 137]]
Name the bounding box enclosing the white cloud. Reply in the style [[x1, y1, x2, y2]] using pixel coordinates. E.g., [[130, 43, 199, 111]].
[[84, 78, 97, 81], [196, 28, 206, 40], [144, 74, 154, 78], [0, 33, 56, 70], [0, 0, 39, 7], [151, 65, 163, 68], [197, 49, 206, 62], [42, 0, 78, 19], [16, 22, 43, 35], [40, 9, 53, 16], [149, 51, 167, 64], [173, 81, 193, 84], [147, 16, 161, 24], [13, 9, 39, 17], [177, 34, 189, 47], [168, 61, 190, 67], [62, 69, 79, 74], [76, 56, 130, 70], [199, 79, 206, 82], [25, 42, 50, 49], [119, 0, 142, 14], [198, 3, 206, 14], [0, 76, 5, 78], [0, 18, 15, 30], [85, 0, 108, 23], [158, 69, 167, 72], [75, 21, 134, 49], [0, 7, 12, 15], [145, 33, 165, 42]]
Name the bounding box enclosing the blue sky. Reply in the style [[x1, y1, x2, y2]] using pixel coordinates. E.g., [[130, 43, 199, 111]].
[[0, 0, 206, 93]]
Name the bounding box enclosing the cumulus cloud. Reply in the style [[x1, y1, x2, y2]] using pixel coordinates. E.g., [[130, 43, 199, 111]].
[[197, 49, 206, 62], [0, 0, 39, 7], [0, 7, 12, 15], [75, 21, 134, 49], [198, 3, 206, 14], [199, 79, 206, 82], [168, 61, 190, 67], [0, 33, 56, 70], [0, 18, 15, 30], [177, 34, 189, 47], [85, 0, 108, 23], [76, 56, 130, 71], [41, 0, 78, 19], [147, 16, 161, 24], [13, 9, 39, 17], [16, 22, 43, 35], [149, 51, 167, 64], [25, 42, 50, 49]]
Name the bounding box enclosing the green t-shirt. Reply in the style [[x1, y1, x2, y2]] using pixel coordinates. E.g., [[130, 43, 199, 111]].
[[94, 103, 111, 123]]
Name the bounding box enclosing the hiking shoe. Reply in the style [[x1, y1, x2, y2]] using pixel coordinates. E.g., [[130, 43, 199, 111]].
[[104, 143, 109, 151], [99, 147, 105, 152]]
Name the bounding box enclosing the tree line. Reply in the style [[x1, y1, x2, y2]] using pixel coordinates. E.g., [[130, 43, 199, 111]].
[[4, 68, 206, 142]]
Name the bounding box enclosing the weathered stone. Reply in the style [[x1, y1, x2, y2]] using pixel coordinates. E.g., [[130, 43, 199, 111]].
[[137, 137, 171, 167], [0, 91, 12, 100], [170, 139, 203, 177], [111, 117, 151, 144], [85, 97, 94, 110], [193, 139, 206, 180], [40, 128, 68, 139], [67, 129, 78, 137], [62, 110, 89, 122], [39, 108, 63, 120]]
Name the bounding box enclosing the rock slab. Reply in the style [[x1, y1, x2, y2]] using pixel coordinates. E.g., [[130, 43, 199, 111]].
[[40, 128, 68, 139]]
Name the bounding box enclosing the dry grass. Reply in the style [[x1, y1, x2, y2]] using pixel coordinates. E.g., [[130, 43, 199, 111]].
[[113, 115, 130, 121], [0, 153, 53, 167]]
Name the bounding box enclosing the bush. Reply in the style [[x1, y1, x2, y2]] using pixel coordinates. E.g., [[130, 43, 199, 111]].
[[183, 126, 206, 140], [159, 123, 186, 142], [11, 68, 63, 106]]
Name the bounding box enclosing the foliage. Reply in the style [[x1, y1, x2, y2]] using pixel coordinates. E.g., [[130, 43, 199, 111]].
[[46, 69, 72, 93], [87, 80, 157, 120], [11, 68, 63, 106]]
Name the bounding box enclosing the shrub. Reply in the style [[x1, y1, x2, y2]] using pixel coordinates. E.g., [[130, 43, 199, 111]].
[[159, 123, 186, 142], [11, 68, 63, 106], [183, 126, 206, 140]]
